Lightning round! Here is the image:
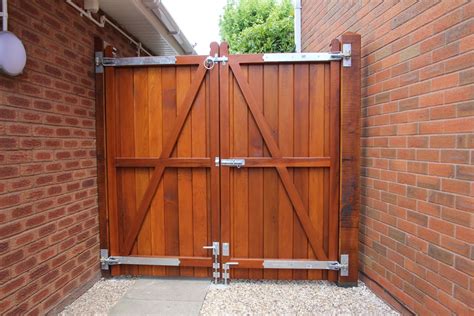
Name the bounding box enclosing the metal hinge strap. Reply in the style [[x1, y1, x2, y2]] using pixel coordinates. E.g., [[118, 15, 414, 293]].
[[262, 254, 349, 276], [95, 56, 177, 70], [262, 44, 352, 67], [100, 249, 180, 270]]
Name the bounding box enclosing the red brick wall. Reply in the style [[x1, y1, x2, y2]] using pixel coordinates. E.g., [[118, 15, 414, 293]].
[[0, 1, 136, 314], [302, 0, 473, 314]]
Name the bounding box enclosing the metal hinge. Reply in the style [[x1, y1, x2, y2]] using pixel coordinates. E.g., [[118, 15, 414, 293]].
[[95, 51, 104, 74], [329, 43, 352, 67], [336, 44, 352, 67], [329, 254, 349, 276]]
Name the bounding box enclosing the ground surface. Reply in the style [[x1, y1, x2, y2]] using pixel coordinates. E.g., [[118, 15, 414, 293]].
[[60, 277, 398, 315], [201, 280, 398, 315], [59, 277, 135, 315]]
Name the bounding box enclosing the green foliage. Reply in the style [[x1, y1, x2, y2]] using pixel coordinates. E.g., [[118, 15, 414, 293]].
[[219, 0, 295, 53]]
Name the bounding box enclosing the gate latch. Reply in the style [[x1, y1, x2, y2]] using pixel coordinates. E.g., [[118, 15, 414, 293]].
[[204, 54, 229, 70], [215, 157, 245, 168], [223, 262, 239, 285], [203, 242, 220, 284]]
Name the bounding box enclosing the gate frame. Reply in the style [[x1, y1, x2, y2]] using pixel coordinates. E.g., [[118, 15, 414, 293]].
[[94, 33, 361, 286]]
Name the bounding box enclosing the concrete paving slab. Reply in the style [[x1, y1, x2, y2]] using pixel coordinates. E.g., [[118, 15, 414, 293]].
[[124, 278, 210, 302], [109, 298, 203, 316], [107, 278, 211, 316]]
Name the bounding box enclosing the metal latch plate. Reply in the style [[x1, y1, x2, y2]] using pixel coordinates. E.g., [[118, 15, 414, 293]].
[[222, 243, 230, 256]]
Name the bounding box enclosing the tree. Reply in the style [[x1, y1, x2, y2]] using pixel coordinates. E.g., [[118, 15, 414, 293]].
[[219, 0, 295, 54]]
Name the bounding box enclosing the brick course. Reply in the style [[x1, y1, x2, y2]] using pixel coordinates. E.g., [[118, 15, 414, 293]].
[[302, 0, 473, 314], [0, 0, 136, 314]]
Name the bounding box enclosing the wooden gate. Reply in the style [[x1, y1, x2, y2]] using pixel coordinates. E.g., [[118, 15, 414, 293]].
[[97, 33, 360, 285]]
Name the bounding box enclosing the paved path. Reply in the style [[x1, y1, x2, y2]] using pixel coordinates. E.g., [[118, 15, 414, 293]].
[[108, 278, 211, 316]]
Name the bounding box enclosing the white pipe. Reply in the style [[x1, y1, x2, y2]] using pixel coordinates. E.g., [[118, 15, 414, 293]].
[[1, 0, 8, 31], [65, 0, 151, 56], [66, 0, 104, 27], [294, 0, 302, 53]]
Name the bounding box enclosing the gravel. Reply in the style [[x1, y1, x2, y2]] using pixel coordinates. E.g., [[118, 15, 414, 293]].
[[200, 280, 398, 315], [59, 277, 135, 316], [60, 277, 397, 315]]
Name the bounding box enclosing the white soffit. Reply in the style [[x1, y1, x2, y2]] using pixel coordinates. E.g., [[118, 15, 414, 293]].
[[98, 0, 195, 55]]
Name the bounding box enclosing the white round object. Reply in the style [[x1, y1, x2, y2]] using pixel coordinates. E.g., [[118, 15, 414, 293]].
[[0, 31, 27, 76]]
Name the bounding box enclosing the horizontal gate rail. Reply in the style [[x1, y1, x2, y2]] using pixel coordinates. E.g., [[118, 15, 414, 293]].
[[115, 157, 211, 168], [218, 157, 331, 168]]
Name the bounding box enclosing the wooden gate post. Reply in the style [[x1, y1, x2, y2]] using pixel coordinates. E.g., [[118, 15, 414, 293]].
[[94, 37, 113, 276], [338, 33, 361, 286]]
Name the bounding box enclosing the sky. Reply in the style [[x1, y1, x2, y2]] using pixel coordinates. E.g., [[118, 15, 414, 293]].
[[162, 0, 228, 55]]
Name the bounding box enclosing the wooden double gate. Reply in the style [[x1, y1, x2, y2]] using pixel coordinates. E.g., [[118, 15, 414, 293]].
[[96, 33, 360, 286]]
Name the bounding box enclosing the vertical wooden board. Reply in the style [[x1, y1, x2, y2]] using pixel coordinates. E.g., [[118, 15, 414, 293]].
[[176, 66, 194, 277], [262, 64, 279, 279], [308, 64, 326, 280], [162, 66, 180, 276], [323, 64, 331, 280], [208, 43, 220, 259], [277, 64, 294, 280], [147, 67, 166, 276], [116, 68, 137, 275], [247, 64, 264, 279], [191, 68, 209, 277], [229, 74, 235, 267], [133, 68, 152, 275], [293, 64, 309, 280], [329, 39, 341, 282], [219, 47, 231, 267], [232, 66, 249, 279]]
